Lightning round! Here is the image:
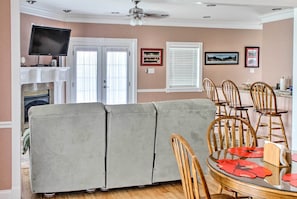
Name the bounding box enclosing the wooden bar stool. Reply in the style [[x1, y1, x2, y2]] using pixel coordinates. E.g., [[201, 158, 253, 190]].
[[249, 81, 288, 148], [221, 80, 252, 123], [203, 78, 227, 117]]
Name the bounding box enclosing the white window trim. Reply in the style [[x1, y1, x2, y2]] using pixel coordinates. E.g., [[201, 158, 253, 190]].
[[166, 41, 203, 93]]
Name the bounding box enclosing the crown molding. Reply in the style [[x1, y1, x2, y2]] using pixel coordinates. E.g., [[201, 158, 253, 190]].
[[21, 4, 293, 30], [261, 9, 294, 24], [62, 14, 263, 29], [21, 4, 67, 21]]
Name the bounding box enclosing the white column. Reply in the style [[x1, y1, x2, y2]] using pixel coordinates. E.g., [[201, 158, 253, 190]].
[[54, 81, 66, 104], [11, 0, 21, 198], [292, 8, 297, 150]]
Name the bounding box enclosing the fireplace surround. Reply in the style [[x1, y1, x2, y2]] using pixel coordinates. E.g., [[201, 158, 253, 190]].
[[20, 66, 70, 131]]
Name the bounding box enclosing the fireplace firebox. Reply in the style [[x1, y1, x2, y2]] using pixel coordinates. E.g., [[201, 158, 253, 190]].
[[24, 90, 50, 123], [21, 83, 54, 131]]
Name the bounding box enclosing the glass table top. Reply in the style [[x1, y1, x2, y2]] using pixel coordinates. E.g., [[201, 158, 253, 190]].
[[207, 148, 297, 193]]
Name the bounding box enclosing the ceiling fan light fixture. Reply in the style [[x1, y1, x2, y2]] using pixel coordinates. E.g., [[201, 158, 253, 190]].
[[195, 2, 203, 5], [130, 16, 143, 26]]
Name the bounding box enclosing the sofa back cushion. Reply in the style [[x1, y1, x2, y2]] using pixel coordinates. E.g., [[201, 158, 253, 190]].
[[105, 103, 156, 189], [152, 99, 216, 183], [29, 103, 106, 193]]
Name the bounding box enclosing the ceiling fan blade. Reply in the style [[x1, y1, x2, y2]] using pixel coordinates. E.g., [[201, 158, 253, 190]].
[[128, 0, 169, 21], [144, 12, 169, 18]]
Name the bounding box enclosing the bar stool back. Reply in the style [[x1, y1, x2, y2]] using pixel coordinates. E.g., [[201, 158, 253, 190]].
[[203, 78, 227, 117], [221, 80, 251, 123], [249, 81, 288, 148]]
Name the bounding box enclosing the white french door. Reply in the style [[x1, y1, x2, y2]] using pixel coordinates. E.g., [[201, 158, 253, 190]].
[[67, 37, 137, 104], [102, 47, 129, 104], [72, 46, 130, 104], [74, 47, 100, 103]]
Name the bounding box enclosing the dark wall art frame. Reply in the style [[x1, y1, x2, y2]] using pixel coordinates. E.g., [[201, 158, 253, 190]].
[[245, 46, 260, 68], [141, 48, 163, 66], [205, 52, 239, 65]]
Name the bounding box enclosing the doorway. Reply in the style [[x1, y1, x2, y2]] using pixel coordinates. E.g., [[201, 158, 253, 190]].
[[67, 38, 137, 104]]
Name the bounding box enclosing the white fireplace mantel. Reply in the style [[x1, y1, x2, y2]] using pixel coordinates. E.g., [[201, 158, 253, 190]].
[[20, 66, 70, 104]]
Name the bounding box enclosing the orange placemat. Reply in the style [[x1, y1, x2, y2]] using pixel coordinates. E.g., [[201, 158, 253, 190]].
[[217, 159, 272, 178], [228, 147, 264, 158], [282, 173, 297, 187]]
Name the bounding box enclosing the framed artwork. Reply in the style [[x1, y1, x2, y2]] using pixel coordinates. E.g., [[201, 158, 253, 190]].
[[245, 46, 259, 68], [141, 48, 163, 66], [205, 52, 239, 65]]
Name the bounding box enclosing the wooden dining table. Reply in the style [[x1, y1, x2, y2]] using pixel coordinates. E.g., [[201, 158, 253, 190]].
[[207, 147, 297, 199]]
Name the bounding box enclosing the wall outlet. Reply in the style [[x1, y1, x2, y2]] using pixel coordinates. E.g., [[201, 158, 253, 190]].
[[146, 68, 155, 74]]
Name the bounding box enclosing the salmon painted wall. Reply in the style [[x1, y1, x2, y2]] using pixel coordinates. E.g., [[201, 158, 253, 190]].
[[20, 14, 293, 102], [262, 19, 293, 88], [0, 0, 12, 190], [21, 14, 263, 102]]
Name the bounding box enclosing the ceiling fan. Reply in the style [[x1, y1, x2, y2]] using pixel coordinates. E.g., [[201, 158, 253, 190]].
[[128, 0, 169, 26]]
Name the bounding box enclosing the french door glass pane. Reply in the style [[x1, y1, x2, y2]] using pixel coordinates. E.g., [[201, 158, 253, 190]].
[[106, 51, 128, 104], [76, 51, 97, 103]]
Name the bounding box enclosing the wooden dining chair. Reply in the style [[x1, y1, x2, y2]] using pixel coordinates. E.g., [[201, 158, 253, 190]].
[[203, 78, 227, 117], [249, 81, 289, 148], [221, 80, 252, 123], [171, 133, 234, 199], [207, 115, 257, 154], [207, 116, 256, 199]]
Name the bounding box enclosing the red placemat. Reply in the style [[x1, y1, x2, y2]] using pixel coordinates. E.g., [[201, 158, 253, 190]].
[[282, 173, 297, 187], [217, 159, 272, 178], [228, 147, 264, 158]]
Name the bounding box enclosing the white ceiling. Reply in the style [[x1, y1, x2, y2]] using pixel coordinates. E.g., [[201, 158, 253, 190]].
[[20, 0, 297, 29]]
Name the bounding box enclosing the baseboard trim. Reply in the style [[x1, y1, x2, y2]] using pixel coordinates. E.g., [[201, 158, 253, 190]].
[[0, 189, 12, 199], [0, 121, 12, 129], [0, 185, 21, 199]]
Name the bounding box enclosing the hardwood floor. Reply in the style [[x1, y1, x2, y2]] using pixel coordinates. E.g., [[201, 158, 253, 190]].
[[21, 168, 225, 199]]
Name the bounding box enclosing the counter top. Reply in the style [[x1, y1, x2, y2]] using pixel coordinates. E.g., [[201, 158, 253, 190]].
[[238, 87, 292, 98]]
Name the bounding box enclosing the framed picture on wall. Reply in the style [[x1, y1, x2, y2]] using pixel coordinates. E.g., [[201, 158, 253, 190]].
[[205, 52, 239, 65], [141, 48, 163, 66], [245, 46, 259, 68]]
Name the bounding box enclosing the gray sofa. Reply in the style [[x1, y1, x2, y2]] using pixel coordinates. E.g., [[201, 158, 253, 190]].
[[28, 99, 216, 194]]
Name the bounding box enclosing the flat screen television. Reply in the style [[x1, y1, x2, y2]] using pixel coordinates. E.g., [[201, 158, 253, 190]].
[[28, 25, 71, 56]]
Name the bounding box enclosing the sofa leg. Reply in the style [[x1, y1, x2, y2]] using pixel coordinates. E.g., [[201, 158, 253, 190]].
[[100, 187, 108, 192], [44, 193, 55, 198], [86, 188, 96, 193]]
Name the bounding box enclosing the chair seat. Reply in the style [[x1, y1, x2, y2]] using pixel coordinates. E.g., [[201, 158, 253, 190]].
[[256, 108, 288, 115], [229, 104, 253, 110], [213, 101, 226, 106]]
